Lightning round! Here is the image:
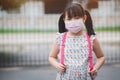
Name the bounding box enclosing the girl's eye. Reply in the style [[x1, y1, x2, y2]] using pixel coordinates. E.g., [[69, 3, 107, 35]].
[[65, 18, 71, 21], [74, 16, 80, 19]]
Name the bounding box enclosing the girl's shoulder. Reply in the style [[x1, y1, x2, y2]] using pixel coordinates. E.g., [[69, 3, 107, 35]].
[[90, 34, 96, 41], [55, 32, 66, 46], [56, 32, 64, 38], [55, 32, 66, 40]]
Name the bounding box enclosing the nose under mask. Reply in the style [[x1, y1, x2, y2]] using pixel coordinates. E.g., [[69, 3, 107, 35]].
[[65, 19, 85, 33]]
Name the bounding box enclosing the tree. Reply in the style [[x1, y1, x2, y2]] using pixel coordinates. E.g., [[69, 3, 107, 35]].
[[44, 0, 68, 14], [86, 0, 98, 10], [0, 0, 27, 11]]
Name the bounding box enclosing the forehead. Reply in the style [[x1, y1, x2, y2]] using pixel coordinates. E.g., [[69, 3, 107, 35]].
[[64, 11, 82, 19], [64, 6, 85, 19]]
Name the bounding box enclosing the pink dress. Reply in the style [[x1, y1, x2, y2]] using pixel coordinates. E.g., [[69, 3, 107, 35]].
[[56, 32, 95, 80]]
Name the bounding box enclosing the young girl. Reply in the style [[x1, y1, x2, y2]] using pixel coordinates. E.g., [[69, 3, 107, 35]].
[[49, 2, 105, 80]]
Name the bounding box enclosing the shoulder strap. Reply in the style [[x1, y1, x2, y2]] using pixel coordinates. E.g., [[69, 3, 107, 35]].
[[60, 32, 67, 65], [86, 33, 94, 71]]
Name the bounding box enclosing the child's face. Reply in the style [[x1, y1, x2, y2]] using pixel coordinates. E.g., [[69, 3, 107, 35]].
[[63, 13, 87, 33]]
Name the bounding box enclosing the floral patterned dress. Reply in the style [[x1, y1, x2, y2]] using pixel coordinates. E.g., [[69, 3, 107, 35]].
[[56, 32, 95, 80]]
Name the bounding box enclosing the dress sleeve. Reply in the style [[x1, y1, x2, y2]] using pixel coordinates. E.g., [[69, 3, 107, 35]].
[[91, 34, 96, 41], [55, 32, 63, 46], [90, 34, 96, 48]]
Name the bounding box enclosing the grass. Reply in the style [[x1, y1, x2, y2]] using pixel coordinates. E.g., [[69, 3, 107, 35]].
[[0, 29, 57, 33], [0, 26, 120, 33], [94, 26, 120, 32]]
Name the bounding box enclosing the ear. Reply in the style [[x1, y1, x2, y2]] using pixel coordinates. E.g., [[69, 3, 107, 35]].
[[83, 15, 87, 23]]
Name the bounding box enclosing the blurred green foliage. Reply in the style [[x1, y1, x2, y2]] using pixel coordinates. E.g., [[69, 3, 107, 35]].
[[0, 26, 119, 33], [94, 26, 120, 32]]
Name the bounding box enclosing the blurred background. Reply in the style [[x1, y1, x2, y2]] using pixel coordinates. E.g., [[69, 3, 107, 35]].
[[0, 0, 120, 80]]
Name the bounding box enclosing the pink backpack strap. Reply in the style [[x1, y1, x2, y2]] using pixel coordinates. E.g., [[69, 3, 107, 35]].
[[60, 32, 67, 65], [86, 33, 94, 71]]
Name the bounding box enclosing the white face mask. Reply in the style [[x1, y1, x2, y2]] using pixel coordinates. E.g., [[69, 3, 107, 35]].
[[65, 19, 85, 33]]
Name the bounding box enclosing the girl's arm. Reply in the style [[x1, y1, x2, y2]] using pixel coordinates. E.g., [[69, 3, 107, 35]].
[[48, 41, 66, 73], [89, 36, 105, 79], [93, 37, 105, 71]]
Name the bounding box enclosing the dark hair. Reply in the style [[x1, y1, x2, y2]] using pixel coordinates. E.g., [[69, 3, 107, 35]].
[[58, 13, 67, 33], [84, 10, 95, 35], [58, 2, 95, 36]]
